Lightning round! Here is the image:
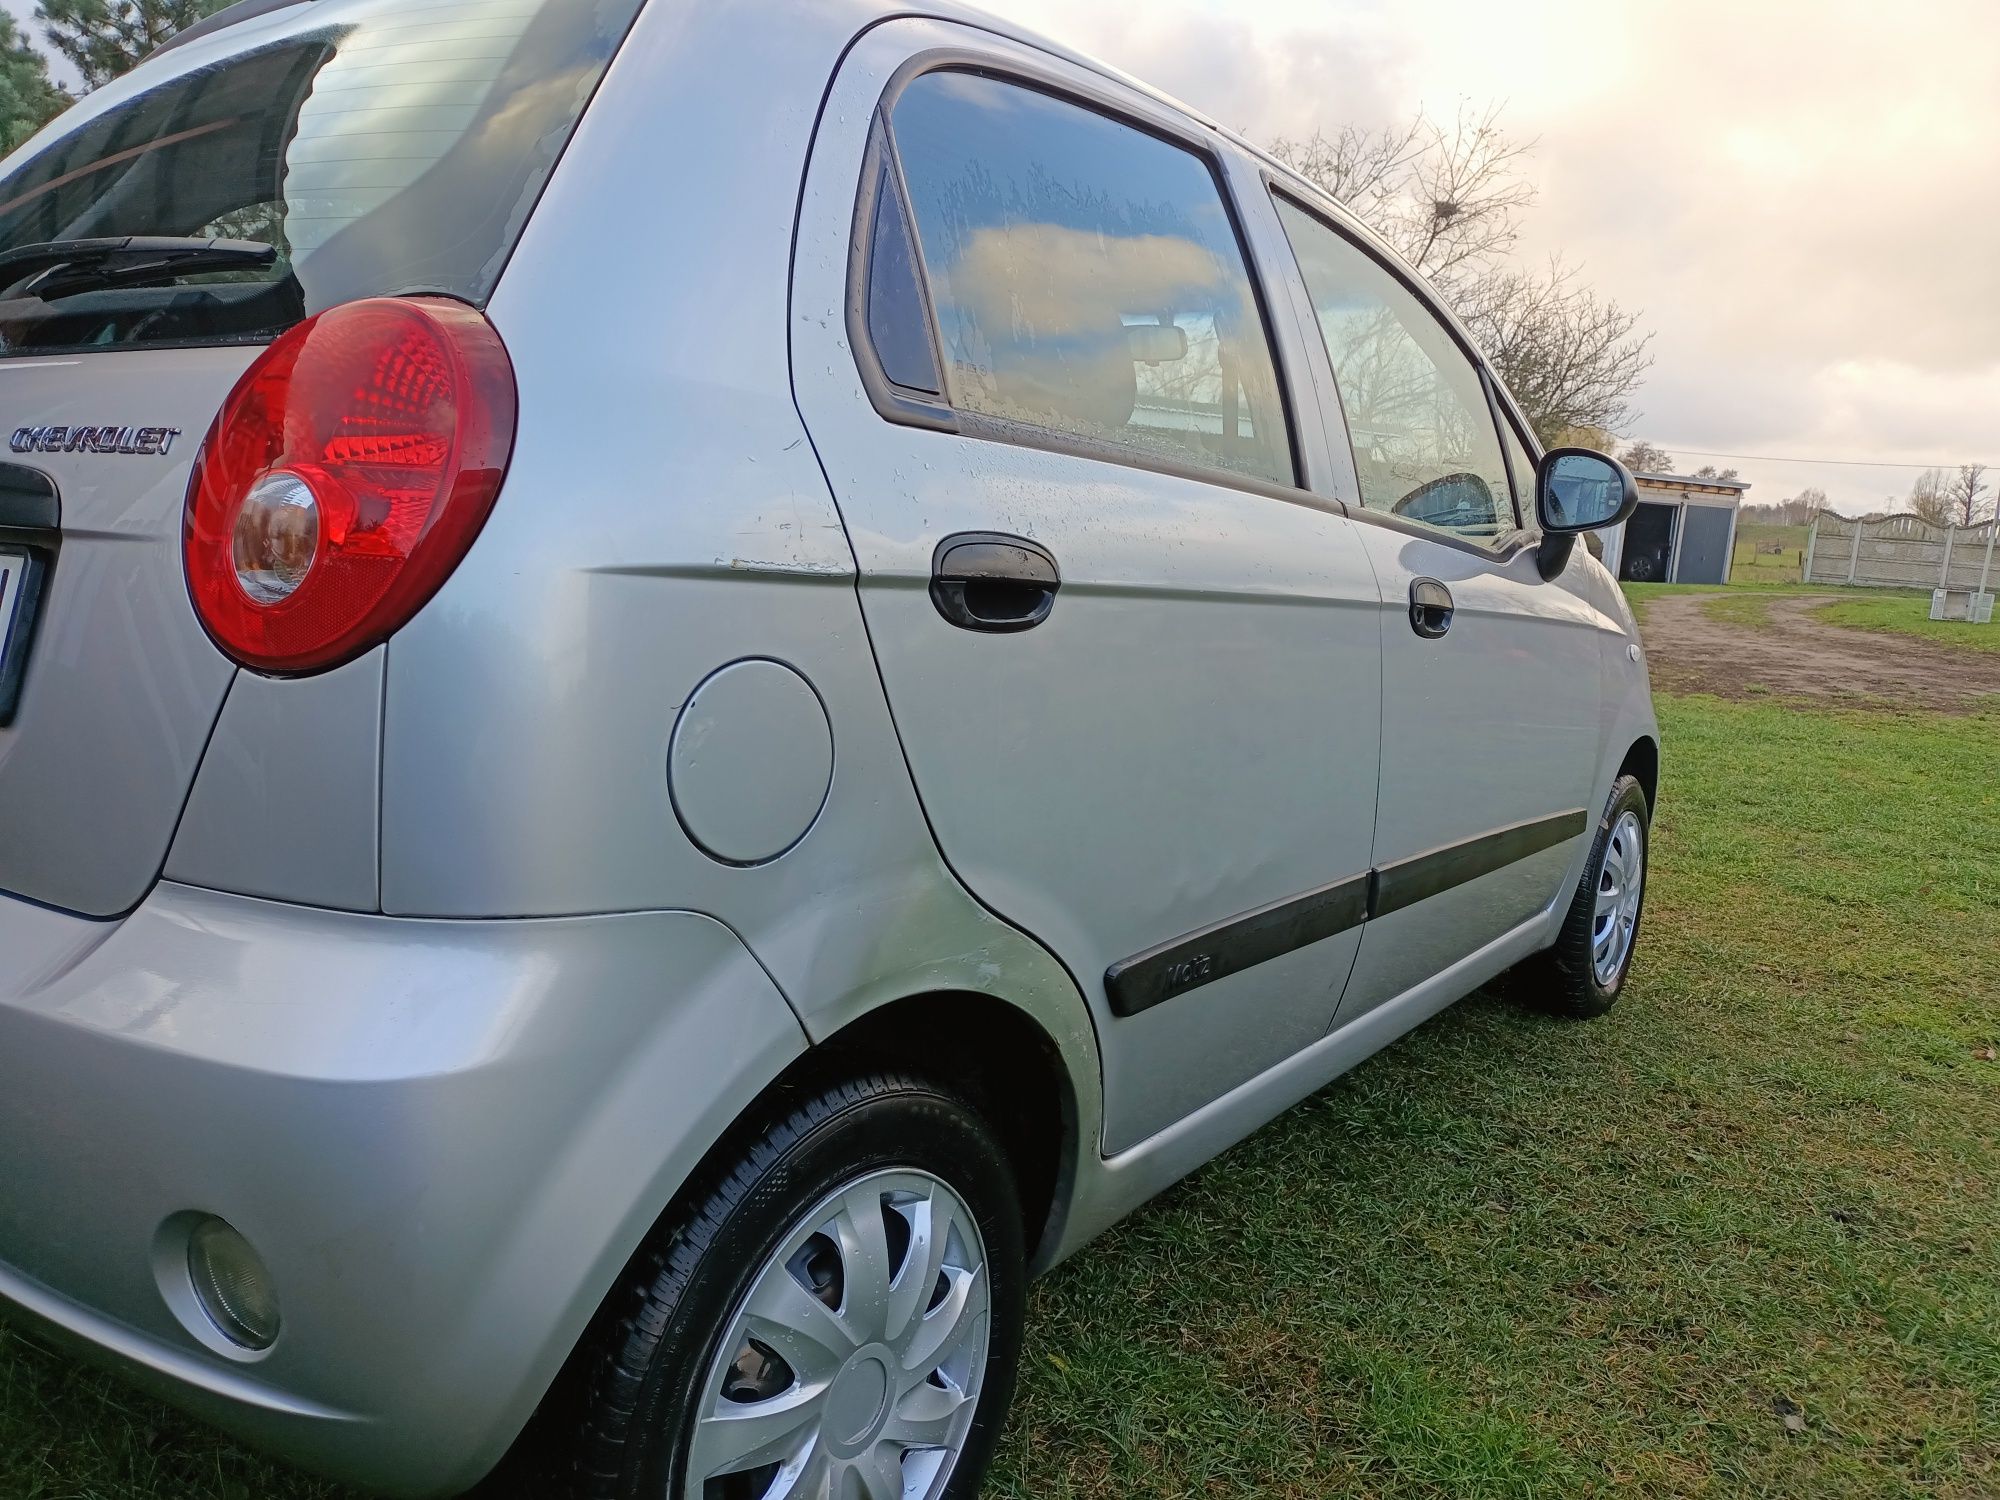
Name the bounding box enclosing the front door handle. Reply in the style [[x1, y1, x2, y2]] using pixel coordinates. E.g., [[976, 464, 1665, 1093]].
[[1409, 577, 1454, 638], [930, 532, 1060, 633]]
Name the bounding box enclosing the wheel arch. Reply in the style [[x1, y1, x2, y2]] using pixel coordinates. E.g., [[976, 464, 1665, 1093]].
[[666, 984, 1087, 1274], [498, 987, 1087, 1486], [1618, 733, 1660, 813], [799, 989, 1080, 1270]]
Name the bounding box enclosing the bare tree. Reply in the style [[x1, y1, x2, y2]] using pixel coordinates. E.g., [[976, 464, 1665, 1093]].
[[1543, 423, 1618, 452], [1691, 464, 1741, 481], [1741, 489, 1830, 526], [1449, 258, 1652, 439], [1269, 106, 1536, 289], [1269, 107, 1651, 444], [1907, 467, 1953, 527], [1944, 463, 1992, 527], [1617, 440, 1673, 474], [1268, 119, 1428, 237]]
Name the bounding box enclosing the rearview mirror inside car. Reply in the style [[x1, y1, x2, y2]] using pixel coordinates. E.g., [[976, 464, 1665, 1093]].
[[1124, 322, 1189, 364]]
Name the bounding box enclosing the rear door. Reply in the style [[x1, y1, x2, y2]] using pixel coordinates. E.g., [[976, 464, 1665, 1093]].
[[1265, 191, 1605, 1018], [793, 21, 1383, 1154]]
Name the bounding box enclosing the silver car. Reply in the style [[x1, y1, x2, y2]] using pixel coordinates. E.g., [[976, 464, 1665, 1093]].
[[0, 1, 1659, 1495]]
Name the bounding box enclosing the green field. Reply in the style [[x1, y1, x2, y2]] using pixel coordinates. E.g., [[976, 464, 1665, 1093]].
[[1814, 594, 2000, 654], [1697, 592, 1772, 629], [1619, 579, 1823, 626], [5, 659, 1998, 1497], [1730, 523, 1812, 585]]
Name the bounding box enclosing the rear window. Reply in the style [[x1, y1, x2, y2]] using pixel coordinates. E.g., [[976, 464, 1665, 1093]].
[[0, 0, 644, 359]]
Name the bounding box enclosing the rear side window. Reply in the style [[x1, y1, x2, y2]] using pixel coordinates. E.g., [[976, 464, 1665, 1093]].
[[878, 70, 1295, 489], [1273, 195, 1516, 543], [0, 0, 645, 359]]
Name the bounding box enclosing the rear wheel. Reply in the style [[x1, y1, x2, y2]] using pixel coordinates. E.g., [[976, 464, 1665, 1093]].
[[574, 1073, 1025, 1500], [1522, 774, 1650, 1018]]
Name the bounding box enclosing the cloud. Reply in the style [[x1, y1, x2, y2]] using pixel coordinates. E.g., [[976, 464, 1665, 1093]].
[[987, 0, 2000, 512], [997, 0, 1419, 140]]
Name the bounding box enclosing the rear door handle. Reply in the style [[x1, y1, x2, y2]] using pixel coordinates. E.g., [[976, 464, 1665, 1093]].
[[930, 532, 1060, 633], [1409, 577, 1454, 638]]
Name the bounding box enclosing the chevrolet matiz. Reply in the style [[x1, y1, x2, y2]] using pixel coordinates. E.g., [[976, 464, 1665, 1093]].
[[0, 1, 1658, 1495]]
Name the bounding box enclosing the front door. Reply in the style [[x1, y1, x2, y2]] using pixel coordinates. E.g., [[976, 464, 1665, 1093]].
[[792, 21, 1383, 1153], [1266, 192, 1605, 1018]]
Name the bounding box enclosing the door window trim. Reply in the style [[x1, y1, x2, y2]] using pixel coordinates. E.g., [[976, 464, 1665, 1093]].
[[1479, 365, 1529, 529], [1264, 178, 1538, 562], [1487, 372, 1545, 529], [846, 48, 1317, 509]]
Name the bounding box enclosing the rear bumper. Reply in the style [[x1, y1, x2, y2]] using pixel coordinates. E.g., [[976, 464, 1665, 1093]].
[[0, 883, 805, 1496]]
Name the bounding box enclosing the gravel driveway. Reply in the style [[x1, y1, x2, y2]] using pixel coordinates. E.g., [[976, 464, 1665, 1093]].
[[1640, 593, 2000, 711]]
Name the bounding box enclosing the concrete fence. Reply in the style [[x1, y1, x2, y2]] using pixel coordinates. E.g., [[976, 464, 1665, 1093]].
[[1804, 513, 2000, 592]]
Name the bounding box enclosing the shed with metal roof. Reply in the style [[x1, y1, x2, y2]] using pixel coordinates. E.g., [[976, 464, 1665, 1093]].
[[1602, 472, 1750, 584]]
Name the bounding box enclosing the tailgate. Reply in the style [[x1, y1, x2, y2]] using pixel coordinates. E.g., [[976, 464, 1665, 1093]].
[[0, 0, 649, 916], [0, 347, 257, 915]]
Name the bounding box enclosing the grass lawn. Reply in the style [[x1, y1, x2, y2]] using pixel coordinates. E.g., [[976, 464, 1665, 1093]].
[[1814, 594, 2000, 655], [1620, 581, 1813, 628], [5, 695, 1998, 1496], [988, 695, 2000, 1499], [1698, 593, 1772, 629], [1730, 523, 1811, 585], [1620, 581, 1929, 630], [1620, 582, 1746, 627]]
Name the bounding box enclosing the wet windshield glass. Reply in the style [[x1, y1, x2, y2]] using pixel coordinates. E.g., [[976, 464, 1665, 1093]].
[[0, 0, 644, 359]]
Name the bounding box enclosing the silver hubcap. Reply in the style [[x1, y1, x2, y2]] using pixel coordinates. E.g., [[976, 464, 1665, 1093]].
[[681, 1169, 990, 1500], [1592, 809, 1646, 987]]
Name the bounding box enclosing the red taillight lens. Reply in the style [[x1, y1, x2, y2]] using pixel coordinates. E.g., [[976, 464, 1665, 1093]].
[[185, 297, 517, 674]]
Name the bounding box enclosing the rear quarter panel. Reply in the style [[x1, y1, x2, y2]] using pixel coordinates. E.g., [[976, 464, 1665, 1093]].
[[373, 0, 1104, 1240]]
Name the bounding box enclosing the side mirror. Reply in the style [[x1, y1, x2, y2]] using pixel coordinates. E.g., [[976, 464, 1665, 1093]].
[[1538, 448, 1638, 533], [1533, 448, 1639, 580]]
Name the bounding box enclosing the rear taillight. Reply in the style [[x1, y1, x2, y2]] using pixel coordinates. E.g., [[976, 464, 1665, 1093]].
[[184, 297, 517, 674]]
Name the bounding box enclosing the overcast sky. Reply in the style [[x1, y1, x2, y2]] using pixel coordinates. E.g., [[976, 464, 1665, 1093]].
[[6, 0, 1994, 514], [991, 0, 1999, 515]]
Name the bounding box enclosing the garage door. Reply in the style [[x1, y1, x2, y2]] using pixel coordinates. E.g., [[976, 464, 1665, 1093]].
[[1677, 505, 1734, 584]]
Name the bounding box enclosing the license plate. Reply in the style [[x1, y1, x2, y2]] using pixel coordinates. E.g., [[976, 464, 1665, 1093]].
[[0, 547, 37, 725]]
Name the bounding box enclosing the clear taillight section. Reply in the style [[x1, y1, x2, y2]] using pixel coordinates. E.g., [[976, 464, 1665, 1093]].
[[184, 297, 517, 674]]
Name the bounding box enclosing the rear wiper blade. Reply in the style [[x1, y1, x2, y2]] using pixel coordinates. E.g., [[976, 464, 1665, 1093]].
[[0, 236, 279, 301]]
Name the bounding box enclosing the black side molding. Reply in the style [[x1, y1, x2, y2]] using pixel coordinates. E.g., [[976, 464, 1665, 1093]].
[[1105, 872, 1370, 1018], [1102, 806, 1591, 1017], [1369, 809, 1588, 919]]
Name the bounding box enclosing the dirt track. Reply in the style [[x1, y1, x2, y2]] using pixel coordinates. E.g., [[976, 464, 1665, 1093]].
[[1641, 593, 2000, 712]]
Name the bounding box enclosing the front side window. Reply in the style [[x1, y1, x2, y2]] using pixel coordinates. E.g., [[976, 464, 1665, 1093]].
[[881, 70, 1294, 488], [1273, 196, 1514, 542]]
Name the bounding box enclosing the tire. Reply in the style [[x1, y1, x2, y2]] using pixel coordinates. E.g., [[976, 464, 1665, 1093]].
[[1522, 774, 1651, 1018], [573, 1072, 1026, 1500]]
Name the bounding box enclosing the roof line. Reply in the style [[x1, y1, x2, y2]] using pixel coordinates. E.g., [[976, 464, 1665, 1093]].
[[1634, 471, 1752, 491]]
